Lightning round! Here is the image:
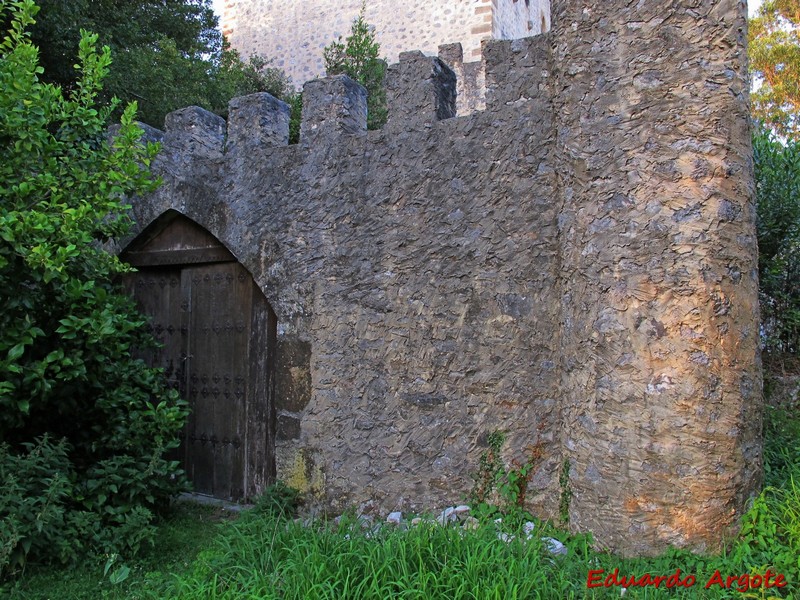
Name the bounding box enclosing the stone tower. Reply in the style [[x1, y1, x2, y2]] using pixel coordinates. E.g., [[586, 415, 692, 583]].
[[219, 0, 551, 86]]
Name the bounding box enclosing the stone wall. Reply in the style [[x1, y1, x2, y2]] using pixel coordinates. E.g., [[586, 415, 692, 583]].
[[220, 0, 548, 86], [126, 0, 761, 555]]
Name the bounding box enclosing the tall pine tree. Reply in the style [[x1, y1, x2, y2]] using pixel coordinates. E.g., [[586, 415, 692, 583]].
[[323, 3, 387, 130]]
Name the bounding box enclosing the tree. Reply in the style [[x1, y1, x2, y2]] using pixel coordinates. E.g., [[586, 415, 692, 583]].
[[323, 3, 387, 130], [0, 0, 186, 573], [748, 2, 800, 358], [18, 0, 293, 127], [749, 0, 800, 138], [216, 49, 297, 121], [754, 128, 800, 356]]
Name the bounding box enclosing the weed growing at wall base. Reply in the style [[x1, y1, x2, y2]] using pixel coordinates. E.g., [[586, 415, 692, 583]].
[[559, 458, 572, 526], [468, 430, 546, 530]]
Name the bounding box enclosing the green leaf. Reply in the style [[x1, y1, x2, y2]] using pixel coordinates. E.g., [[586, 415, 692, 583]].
[[7, 343, 25, 361]]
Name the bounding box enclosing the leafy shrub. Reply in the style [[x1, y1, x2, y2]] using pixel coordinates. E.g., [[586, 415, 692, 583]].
[[764, 401, 800, 488], [0, 436, 73, 574], [754, 128, 800, 355], [0, 0, 187, 575], [220, 53, 292, 101]]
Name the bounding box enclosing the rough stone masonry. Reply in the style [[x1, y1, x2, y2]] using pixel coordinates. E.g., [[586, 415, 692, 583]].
[[124, 0, 761, 555]]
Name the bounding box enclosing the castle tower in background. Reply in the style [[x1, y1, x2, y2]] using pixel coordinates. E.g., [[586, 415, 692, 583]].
[[219, 0, 551, 87]]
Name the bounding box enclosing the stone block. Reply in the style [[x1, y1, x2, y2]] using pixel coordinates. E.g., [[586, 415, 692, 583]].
[[163, 106, 226, 159], [227, 92, 290, 154], [385, 51, 457, 128], [300, 74, 367, 144]]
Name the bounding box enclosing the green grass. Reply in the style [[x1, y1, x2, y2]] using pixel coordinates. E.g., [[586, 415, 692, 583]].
[[147, 513, 797, 599], [3, 502, 231, 599], [4, 386, 800, 600]]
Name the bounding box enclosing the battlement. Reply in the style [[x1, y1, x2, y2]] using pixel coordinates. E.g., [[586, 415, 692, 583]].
[[127, 0, 761, 556], [156, 34, 554, 157]]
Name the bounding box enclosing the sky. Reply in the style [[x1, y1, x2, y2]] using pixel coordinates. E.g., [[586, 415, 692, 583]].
[[212, 0, 224, 21]]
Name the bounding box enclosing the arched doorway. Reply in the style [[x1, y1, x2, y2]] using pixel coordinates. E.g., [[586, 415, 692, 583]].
[[121, 213, 276, 501]]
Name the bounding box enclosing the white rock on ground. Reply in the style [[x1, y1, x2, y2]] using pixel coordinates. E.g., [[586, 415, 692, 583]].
[[541, 537, 567, 556], [437, 506, 458, 525], [386, 511, 403, 525]]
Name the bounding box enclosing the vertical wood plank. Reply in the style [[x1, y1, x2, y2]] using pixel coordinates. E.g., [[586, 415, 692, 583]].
[[184, 262, 251, 499], [123, 269, 189, 467], [247, 282, 277, 498]]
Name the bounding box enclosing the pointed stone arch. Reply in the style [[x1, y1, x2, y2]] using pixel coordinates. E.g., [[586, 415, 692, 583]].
[[121, 211, 276, 501]]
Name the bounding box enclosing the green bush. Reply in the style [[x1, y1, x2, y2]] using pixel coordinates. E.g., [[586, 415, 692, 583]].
[[754, 128, 800, 355], [0, 0, 187, 576], [0, 436, 73, 573]]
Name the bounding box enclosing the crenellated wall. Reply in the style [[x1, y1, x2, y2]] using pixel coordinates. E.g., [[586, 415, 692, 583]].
[[126, 0, 761, 555]]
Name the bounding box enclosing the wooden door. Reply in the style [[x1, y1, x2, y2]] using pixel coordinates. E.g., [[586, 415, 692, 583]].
[[122, 214, 276, 501], [127, 268, 186, 394]]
